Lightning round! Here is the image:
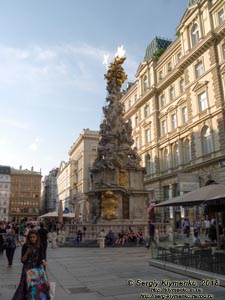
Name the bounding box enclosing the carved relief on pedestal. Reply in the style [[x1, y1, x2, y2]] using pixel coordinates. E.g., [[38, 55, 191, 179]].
[[101, 191, 118, 220], [119, 169, 129, 186]]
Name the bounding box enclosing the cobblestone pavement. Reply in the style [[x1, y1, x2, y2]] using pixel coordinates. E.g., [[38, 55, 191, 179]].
[[0, 245, 225, 300]]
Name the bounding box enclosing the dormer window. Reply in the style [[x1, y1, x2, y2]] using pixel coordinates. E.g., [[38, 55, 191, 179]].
[[191, 23, 199, 46]]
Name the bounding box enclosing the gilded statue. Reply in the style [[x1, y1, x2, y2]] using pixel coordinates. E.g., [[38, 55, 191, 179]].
[[101, 191, 118, 220]]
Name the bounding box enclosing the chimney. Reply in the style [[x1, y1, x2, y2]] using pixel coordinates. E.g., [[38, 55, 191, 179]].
[[19, 165, 22, 170], [31, 166, 34, 171]]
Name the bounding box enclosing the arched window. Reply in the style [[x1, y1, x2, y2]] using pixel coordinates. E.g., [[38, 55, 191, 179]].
[[145, 154, 151, 175], [173, 144, 179, 167], [183, 139, 191, 163], [163, 149, 169, 170], [192, 23, 199, 46], [201, 126, 211, 155]]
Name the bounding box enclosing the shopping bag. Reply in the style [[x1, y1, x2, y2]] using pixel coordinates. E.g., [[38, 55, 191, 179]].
[[26, 268, 50, 300], [50, 282, 56, 300]]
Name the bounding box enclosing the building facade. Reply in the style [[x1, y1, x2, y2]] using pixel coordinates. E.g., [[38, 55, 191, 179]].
[[122, 0, 225, 223], [9, 166, 42, 222], [69, 128, 99, 220], [56, 161, 71, 212], [0, 165, 11, 221], [42, 168, 59, 212]]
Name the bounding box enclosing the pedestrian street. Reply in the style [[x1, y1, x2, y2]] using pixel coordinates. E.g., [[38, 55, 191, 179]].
[[1, 246, 225, 299]]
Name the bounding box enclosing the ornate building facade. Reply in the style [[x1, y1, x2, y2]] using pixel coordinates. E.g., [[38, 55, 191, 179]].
[[121, 0, 225, 222], [56, 161, 71, 212], [69, 129, 99, 220], [9, 166, 42, 222], [42, 168, 59, 212]]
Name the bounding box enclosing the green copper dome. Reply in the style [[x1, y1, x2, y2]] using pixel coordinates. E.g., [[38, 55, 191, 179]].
[[188, 0, 201, 6], [144, 37, 172, 62]]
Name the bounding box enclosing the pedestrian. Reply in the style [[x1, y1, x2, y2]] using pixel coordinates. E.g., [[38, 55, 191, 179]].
[[0, 222, 6, 255], [38, 223, 49, 260], [148, 220, 157, 248], [12, 230, 50, 300], [204, 217, 210, 238], [5, 226, 21, 267], [98, 229, 105, 248], [51, 231, 58, 248]]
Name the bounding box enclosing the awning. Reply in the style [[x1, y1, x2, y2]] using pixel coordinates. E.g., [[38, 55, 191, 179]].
[[155, 184, 225, 209], [39, 212, 75, 218]]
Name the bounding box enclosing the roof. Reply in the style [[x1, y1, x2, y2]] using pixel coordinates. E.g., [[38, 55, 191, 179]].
[[11, 167, 41, 176], [188, 0, 201, 7], [144, 37, 172, 62], [155, 184, 225, 210], [0, 165, 11, 174]]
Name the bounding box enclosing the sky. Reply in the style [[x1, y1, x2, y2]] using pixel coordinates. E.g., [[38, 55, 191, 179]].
[[0, 0, 188, 176]]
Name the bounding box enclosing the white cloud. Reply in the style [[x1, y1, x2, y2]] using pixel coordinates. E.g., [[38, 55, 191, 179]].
[[28, 137, 42, 152]]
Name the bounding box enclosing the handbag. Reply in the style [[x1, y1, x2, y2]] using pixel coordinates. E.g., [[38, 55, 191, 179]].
[[26, 268, 50, 300], [50, 282, 56, 300]]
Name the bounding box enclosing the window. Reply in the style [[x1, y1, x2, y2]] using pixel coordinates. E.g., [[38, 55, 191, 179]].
[[160, 95, 166, 108], [180, 79, 185, 93], [198, 91, 208, 112], [195, 61, 204, 78], [134, 94, 137, 102], [145, 128, 151, 143], [144, 105, 150, 117], [163, 185, 169, 200], [159, 70, 163, 81], [218, 9, 225, 25], [182, 107, 188, 124], [168, 62, 172, 72], [169, 86, 175, 101], [177, 52, 182, 62], [135, 137, 139, 149], [145, 154, 151, 175], [173, 144, 179, 167], [222, 43, 225, 60], [202, 126, 211, 155], [191, 23, 199, 46], [161, 120, 167, 136], [143, 75, 148, 91], [163, 149, 169, 170], [171, 113, 177, 130], [183, 139, 191, 163]]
